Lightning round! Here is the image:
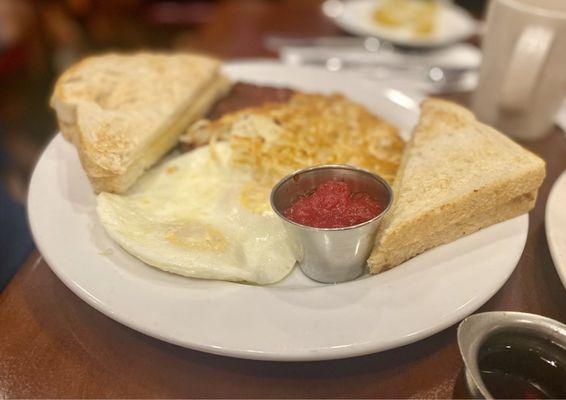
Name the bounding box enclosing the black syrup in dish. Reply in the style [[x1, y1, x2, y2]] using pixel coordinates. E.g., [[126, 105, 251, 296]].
[[478, 331, 566, 399]]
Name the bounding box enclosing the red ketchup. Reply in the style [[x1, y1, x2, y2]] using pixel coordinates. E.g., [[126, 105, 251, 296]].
[[283, 180, 383, 228]]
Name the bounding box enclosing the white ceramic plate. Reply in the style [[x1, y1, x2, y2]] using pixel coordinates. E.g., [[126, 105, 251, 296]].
[[546, 170, 566, 289], [325, 0, 477, 48], [28, 61, 528, 361]]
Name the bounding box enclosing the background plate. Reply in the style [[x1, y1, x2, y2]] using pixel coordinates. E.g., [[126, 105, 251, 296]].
[[327, 0, 477, 48], [28, 62, 527, 361], [546, 170, 566, 289]]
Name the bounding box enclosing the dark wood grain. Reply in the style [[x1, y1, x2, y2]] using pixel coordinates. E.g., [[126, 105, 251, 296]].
[[1, 0, 565, 398]]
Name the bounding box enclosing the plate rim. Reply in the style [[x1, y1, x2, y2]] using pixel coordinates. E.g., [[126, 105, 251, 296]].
[[545, 170, 566, 289]]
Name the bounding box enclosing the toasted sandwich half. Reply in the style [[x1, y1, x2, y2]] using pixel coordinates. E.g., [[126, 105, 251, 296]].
[[51, 52, 231, 193], [368, 98, 545, 273]]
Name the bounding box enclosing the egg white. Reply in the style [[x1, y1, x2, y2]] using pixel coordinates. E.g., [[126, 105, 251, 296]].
[[96, 143, 296, 284]]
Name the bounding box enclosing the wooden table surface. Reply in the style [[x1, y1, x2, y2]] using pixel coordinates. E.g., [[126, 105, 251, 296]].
[[1, 1, 566, 398]]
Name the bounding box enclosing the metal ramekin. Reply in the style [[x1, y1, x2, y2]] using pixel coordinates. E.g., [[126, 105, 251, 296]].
[[457, 311, 566, 399], [270, 165, 393, 284]]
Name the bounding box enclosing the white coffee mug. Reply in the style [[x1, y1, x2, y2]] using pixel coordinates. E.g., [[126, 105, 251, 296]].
[[473, 0, 566, 141]]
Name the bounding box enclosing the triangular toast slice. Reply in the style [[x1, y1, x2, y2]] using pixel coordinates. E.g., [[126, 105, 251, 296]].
[[368, 98, 545, 273], [50, 52, 231, 193]]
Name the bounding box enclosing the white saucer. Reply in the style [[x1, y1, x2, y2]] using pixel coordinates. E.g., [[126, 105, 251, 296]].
[[325, 0, 477, 48]]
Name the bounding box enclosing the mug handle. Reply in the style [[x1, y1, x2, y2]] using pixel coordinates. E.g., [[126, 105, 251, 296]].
[[500, 26, 555, 113]]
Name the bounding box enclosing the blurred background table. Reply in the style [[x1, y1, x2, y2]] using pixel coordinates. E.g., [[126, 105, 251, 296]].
[[0, 0, 565, 398]]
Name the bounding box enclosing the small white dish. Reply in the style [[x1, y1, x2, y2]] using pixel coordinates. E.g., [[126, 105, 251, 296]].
[[28, 61, 528, 361], [546, 170, 566, 289], [325, 0, 477, 48]]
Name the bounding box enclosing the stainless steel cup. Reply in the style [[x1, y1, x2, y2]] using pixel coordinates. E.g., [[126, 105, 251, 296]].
[[270, 165, 393, 284], [457, 311, 566, 399]]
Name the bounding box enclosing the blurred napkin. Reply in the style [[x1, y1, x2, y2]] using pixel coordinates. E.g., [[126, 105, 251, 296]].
[[276, 38, 481, 93]]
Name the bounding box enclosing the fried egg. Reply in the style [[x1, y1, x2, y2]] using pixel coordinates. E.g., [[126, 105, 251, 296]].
[[96, 143, 296, 284]]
